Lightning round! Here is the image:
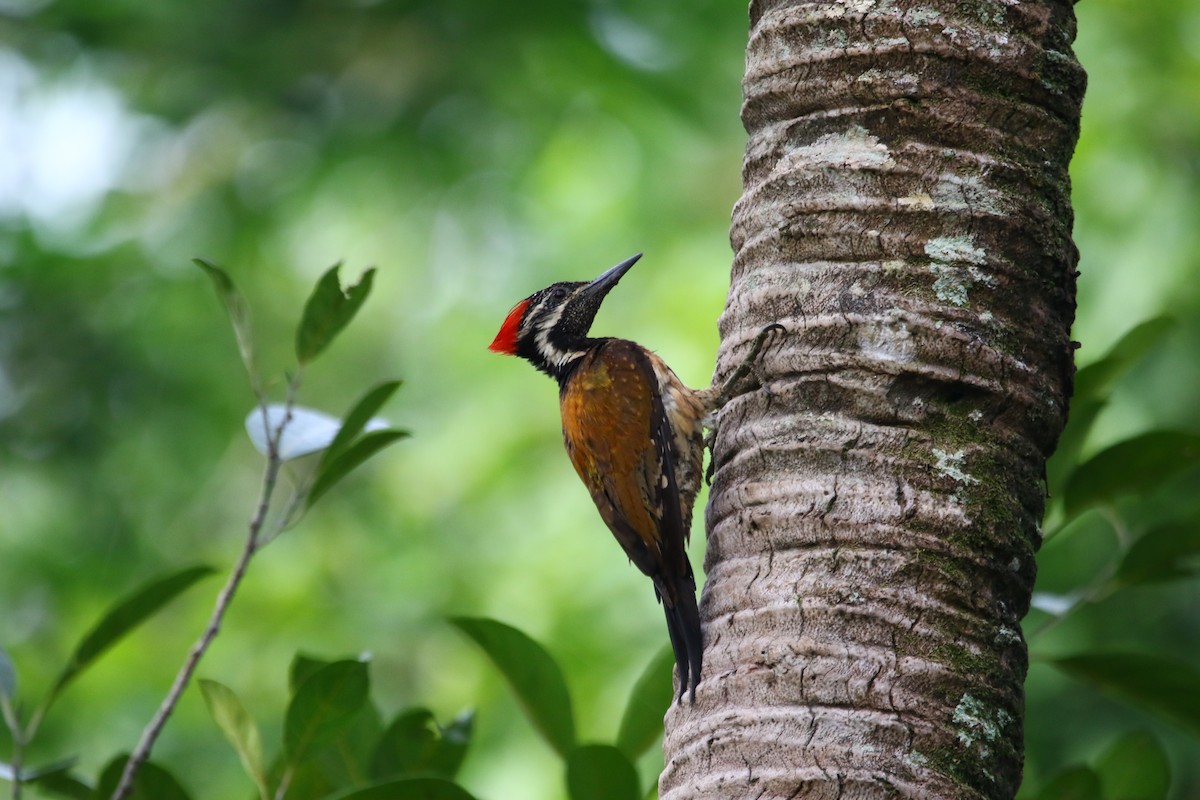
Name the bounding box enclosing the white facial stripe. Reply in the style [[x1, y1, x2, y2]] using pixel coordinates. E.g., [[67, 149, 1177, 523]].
[[532, 301, 573, 368]]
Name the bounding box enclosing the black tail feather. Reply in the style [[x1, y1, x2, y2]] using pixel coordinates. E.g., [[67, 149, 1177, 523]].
[[660, 584, 703, 702]]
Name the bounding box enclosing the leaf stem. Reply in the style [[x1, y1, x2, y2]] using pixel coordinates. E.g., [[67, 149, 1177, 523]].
[[111, 384, 298, 800]]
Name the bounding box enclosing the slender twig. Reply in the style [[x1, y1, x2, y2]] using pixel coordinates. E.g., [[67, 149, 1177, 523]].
[[111, 383, 298, 800], [1028, 505, 1125, 642], [1027, 583, 1113, 642], [1, 696, 23, 800], [273, 766, 295, 800]]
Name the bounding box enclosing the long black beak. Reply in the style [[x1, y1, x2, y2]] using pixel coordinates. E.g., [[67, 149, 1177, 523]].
[[581, 252, 642, 301]]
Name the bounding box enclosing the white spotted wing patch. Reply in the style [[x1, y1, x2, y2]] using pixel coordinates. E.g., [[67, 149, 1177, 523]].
[[645, 352, 707, 534]]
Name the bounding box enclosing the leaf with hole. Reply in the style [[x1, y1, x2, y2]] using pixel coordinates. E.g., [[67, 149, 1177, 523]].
[[199, 679, 268, 800], [616, 645, 674, 759], [450, 617, 575, 757], [46, 565, 215, 711], [1050, 651, 1200, 738], [284, 659, 371, 764], [295, 264, 375, 365]]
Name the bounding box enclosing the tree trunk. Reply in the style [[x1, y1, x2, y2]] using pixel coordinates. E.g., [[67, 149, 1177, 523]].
[[662, 2, 1085, 798]]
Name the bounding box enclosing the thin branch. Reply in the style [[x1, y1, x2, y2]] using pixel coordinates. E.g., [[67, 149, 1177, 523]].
[[110, 381, 299, 800], [1028, 506, 1124, 642]]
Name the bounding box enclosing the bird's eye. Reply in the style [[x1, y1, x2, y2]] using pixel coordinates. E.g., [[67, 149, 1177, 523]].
[[551, 287, 569, 301]]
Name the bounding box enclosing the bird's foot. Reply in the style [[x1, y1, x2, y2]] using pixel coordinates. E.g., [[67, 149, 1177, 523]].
[[705, 324, 784, 485], [714, 323, 785, 406]]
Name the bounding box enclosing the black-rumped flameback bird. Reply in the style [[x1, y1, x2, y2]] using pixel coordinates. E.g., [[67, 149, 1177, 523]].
[[488, 253, 780, 701]]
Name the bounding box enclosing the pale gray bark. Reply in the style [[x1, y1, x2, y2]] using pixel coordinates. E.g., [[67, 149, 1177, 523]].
[[662, 2, 1084, 798]]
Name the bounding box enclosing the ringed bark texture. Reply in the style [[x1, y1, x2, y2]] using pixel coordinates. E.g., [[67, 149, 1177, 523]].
[[661, 2, 1085, 799]]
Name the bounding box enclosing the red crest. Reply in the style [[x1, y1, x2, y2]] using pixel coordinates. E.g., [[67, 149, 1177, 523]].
[[488, 299, 529, 355]]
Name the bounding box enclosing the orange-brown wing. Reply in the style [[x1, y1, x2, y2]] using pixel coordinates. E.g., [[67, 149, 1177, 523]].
[[559, 341, 687, 588]]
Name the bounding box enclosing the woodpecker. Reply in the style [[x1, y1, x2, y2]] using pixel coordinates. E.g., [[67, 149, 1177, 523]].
[[489, 253, 780, 701]]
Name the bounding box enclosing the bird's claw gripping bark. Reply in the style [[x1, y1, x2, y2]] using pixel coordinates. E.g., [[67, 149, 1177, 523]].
[[715, 323, 785, 404], [705, 323, 786, 484]]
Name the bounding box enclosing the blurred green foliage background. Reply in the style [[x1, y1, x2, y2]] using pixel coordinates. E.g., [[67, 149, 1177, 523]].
[[1, 1, 1197, 798]]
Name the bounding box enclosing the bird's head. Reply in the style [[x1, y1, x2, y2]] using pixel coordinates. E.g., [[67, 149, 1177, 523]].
[[489, 253, 641, 377]]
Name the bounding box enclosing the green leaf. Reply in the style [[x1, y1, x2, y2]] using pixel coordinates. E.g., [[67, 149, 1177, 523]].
[[21, 757, 78, 781], [284, 659, 371, 763], [1095, 729, 1170, 800], [306, 429, 409, 510], [290, 653, 334, 694], [1115, 520, 1200, 586], [1063, 431, 1200, 518], [264, 757, 335, 800], [565, 745, 640, 800], [450, 617, 575, 757], [93, 755, 193, 800], [616, 646, 674, 759], [47, 565, 215, 709], [317, 702, 384, 790], [368, 709, 440, 781], [27, 766, 91, 800], [193, 259, 258, 385], [370, 708, 473, 781], [1047, 396, 1106, 500], [320, 380, 404, 471], [1048, 316, 1175, 496], [20, 758, 90, 799], [437, 712, 473, 772], [1036, 509, 1119, 589], [295, 264, 375, 365], [199, 679, 268, 800], [1049, 651, 1200, 738], [245, 404, 391, 461], [1073, 316, 1176, 403], [0, 647, 15, 701], [1036, 765, 1102, 800], [326, 777, 479, 800]]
